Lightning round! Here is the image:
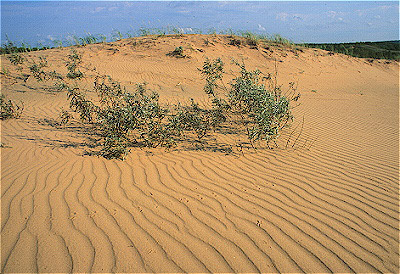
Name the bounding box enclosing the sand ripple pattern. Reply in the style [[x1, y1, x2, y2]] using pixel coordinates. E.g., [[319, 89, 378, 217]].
[[2, 141, 398, 272]]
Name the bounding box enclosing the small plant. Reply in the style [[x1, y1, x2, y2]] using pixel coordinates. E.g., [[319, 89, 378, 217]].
[[53, 40, 63, 48], [59, 109, 72, 125], [1, 67, 11, 76], [67, 86, 96, 122], [199, 57, 225, 97], [49, 81, 68, 92], [111, 29, 124, 41], [242, 32, 259, 48], [0, 94, 23, 120], [8, 52, 25, 65], [66, 49, 84, 79], [28, 56, 48, 81], [170, 100, 216, 141], [166, 46, 187, 58], [229, 38, 242, 47], [198, 58, 298, 148], [99, 34, 107, 43]]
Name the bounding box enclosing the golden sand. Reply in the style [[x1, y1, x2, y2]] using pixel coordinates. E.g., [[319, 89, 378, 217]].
[[1, 35, 399, 272]]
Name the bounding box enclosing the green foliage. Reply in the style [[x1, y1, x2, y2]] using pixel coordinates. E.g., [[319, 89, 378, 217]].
[[199, 59, 296, 146], [8, 53, 25, 65], [305, 41, 400, 60], [79, 33, 100, 45], [241, 31, 260, 48], [67, 87, 96, 122], [66, 74, 178, 159], [269, 34, 293, 46], [66, 49, 84, 79], [59, 109, 72, 125], [50, 81, 68, 92], [111, 30, 124, 41], [62, 55, 296, 158], [199, 57, 224, 97], [229, 65, 292, 143], [0, 95, 23, 120], [170, 99, 224, 140], [166, 46, 187, 58], [28, 56, 48, 81]]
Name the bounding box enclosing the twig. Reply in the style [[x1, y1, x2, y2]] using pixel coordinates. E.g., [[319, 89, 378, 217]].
[[292, 115, 304, 148], [285, 119, 301, 149]]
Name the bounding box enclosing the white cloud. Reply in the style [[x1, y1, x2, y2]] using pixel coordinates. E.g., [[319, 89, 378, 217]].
[[276, 12, 289, 22], [177, 10, 191, 14], [327, 11, 337, 18], [258, 24, 266, 31], [91, 7, 105, 13], [47, 35, 56, 41], [378, 5, 393, 11], [108, 7, 118, 12], [123, 2, 134, 8]]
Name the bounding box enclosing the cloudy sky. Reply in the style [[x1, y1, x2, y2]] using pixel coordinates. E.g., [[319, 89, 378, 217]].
[[1, 1, 399, 46]]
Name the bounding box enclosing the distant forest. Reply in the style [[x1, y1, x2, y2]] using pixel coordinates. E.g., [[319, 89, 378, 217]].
[[305, 41, 400, 60]]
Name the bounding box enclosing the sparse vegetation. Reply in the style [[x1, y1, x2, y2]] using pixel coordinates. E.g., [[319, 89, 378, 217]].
[[3, 34, 301, 159], [8, 52, 25, 65], [65, 49, 84, 79], [0, 95, 23, 120], [166, 46, 187, 58], [23, 49, 295, 159]]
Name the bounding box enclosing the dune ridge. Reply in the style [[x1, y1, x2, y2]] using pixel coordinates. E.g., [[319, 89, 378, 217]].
[[1, 34, 399, 273]]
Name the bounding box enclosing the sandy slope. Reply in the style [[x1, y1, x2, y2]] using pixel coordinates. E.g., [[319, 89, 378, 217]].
[[1, 35, 399, 273]]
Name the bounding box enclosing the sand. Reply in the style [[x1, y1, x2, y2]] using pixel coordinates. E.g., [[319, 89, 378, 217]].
[[1, 34, 399, 273]]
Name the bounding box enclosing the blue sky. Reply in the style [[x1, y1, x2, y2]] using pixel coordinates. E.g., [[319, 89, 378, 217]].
[[1, 1, 399, 46]]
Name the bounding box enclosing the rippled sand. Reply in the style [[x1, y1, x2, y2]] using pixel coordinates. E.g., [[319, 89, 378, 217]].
[[1, 35, 399, 272]]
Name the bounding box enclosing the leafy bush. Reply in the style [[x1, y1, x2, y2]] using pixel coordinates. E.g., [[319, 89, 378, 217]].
[[170, 99, 222, 140], [166, 46, 187, 58], [8, 53, 25, 65], [66, 49, 84, 79], [199, 57, 225, 97], [64, 76, 178, 159], [199, 58, 298, 147], [0, 95, 23, 120], [229, 64, 292, 144], [61, 55, 297, 158], [28, 56, 48, 81]]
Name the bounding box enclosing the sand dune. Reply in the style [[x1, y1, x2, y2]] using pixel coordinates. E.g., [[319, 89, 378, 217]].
[[1, 35, 399, 273]]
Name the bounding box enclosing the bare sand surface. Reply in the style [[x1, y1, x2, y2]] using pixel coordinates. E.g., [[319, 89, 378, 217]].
[[1, 35, 399, 272]]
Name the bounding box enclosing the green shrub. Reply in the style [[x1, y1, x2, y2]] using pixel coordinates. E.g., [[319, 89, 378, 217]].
[[199, 58, 297, 147], [66, 49, 84, 79], [67, 86, 96, 122], [199, 57, 225, 97], [28, 56, 48, 81], [170, 99, 218, 140], [8, 53, 25, 65], [0, 95, 23, 120], [166, 46, 187, 58]]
